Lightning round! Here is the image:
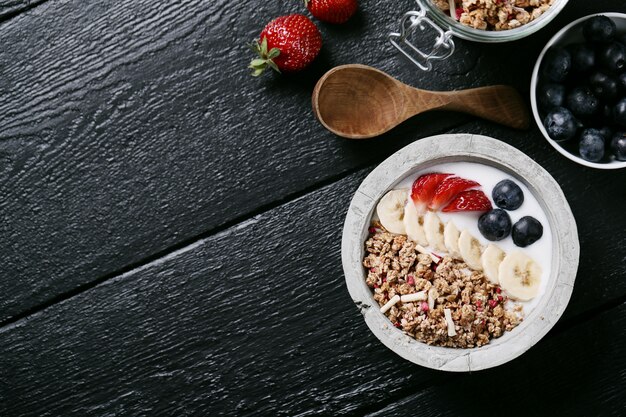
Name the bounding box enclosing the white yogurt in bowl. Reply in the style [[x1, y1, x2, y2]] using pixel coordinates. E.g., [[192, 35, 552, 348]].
[[342, 134, 579, 371]]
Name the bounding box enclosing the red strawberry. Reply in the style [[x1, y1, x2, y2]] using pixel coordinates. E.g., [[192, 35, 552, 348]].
[[410, 173, 453, 213], [249, 14, 322, 76], [429, 177, 480, 210], [442, 190, 492, 213], [305, 0, 358, 24]]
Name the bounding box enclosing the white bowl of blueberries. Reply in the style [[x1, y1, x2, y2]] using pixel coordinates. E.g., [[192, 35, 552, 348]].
[[531, 13, 626, 169]]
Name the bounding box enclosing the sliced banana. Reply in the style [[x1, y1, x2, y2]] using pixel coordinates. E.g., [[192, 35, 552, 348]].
[[481, 244, 506, 284], [498, 251, 542, 301], [458, 230, 483, 271], [403, 200, 428, 246], [443, 221, 461, 259], [423, 211, 446, 252], [376, 189, 408, 234]]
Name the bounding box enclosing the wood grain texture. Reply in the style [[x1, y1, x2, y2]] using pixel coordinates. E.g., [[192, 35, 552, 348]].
[[0, 167, 624, 417], [0, 0, 46, 22]]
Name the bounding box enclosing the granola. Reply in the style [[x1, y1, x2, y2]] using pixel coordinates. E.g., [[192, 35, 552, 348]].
[[434, 0, 554, 31], [364, 229, 523, 348]]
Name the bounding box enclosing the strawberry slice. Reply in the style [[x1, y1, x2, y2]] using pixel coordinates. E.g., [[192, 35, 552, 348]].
[[442, 190, 492, 212], [411, 173, 453, 213], [429, 177, 480, 210]]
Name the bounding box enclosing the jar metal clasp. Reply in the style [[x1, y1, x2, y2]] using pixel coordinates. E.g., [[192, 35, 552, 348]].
[[388, 0, 456, 71]]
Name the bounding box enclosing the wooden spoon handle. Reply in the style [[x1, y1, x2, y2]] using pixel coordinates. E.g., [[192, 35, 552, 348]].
[[437, 85, 530, 130]]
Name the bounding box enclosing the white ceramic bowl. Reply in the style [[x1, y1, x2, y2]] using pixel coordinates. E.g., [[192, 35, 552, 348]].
[[531, 13, 626, 170], [342, 134, 579, 372]]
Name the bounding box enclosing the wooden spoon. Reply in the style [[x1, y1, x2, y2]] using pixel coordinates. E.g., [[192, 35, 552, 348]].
[[312, 64, 529, 139]]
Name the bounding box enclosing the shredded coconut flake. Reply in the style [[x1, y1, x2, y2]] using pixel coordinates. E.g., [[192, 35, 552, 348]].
[[428, 287, 439, 311], [400, 291, 427, 303], [444, 308, 457, 336], [380, 295, 400, 314]]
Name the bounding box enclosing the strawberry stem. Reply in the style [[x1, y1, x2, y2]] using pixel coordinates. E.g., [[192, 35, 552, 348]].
[[248, 37, 281, 77]]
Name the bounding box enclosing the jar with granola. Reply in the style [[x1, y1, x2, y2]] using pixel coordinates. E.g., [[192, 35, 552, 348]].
[[389, 0, 568, 70]]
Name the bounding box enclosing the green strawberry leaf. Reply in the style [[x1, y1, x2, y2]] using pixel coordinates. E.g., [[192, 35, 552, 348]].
[[267, 48, 280, 59], [250, 59, 266, 67]]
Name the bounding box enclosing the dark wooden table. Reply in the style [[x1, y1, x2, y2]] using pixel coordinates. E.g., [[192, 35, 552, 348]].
[[1, 1, 625, 415]]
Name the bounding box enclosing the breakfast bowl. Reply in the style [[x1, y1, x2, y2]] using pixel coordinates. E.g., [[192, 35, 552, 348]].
[[389, 0, 569, 70], [341, 134, 579, 371], [531, 13, 626, 169]]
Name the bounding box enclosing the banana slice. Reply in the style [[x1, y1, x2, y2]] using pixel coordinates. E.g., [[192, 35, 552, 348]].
[[403, 200, 428, 246], [481, 244, 505, 284], [376, 189, 408, 234], [498, 251, 542, 301], [458, 230, 483, 271], [443, 221, 461, 259], [423, 211, 446, 252]]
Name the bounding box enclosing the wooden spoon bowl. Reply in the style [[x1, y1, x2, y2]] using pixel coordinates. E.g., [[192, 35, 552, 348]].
[[312, 64, 529, 139]]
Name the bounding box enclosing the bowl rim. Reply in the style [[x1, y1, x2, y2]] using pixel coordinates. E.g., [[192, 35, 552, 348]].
[[341, 134, 579, 372], [530, 12, 626, 170]]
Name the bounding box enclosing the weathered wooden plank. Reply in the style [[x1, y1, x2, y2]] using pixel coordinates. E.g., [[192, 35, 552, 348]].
[[365, 303, 626, 417], [0, 168, 624, 417], [0, 0, 46, 22], [0, 0, 474, 322]]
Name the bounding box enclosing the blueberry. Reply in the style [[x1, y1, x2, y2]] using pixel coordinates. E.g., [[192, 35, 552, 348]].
[[566, 87, 600, 118], [614, 98, 626, 127], [589, 71, 619, 102], [543, 107, 579, 142], [611, 132, 626, 160], [492, 179, 524, 210], [538, 83, 566, 111], [542, 47, 571, 83], [598, 42, 626, 74], [478, 209, 512, 241], [579, 129, 605, 162], [583, 16, 616, 43], [567, 43, 595, 73], [512, 217, 543, 247]]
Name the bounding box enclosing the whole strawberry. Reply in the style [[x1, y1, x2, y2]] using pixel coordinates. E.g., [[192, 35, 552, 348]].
[[306, 0, 357, 24], [249, 14, 322, 76]]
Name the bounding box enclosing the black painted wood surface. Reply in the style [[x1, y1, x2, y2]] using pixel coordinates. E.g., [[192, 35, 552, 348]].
[[1, 0, 625, 416], [1, 0, 621, 323]]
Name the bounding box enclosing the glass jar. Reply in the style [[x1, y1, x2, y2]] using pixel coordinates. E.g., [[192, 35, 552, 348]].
[[389, 0, 570, 70]]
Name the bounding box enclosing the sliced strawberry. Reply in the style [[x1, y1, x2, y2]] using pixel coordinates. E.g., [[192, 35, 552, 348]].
[[429, 177, 480, 210], [442, 190, 492, 212], [410, 173, 453, 213]]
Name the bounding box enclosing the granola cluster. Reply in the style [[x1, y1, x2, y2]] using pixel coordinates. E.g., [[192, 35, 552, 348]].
[[434, 0, 554, 31], [363, 229, 522, 348]]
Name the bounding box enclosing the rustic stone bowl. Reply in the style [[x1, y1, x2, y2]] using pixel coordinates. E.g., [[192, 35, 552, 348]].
[[342, 134, 579, 372]]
